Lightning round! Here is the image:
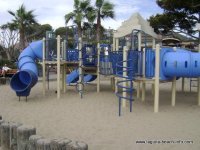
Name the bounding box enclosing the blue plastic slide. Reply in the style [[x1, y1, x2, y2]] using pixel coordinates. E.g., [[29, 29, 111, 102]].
[[10, 40, 43, 97], [66, 69, 97, 84]]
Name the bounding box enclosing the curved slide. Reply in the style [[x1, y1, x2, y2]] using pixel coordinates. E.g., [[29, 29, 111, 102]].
[[66, 69, 97, 84], [10, 40, 43, 97]]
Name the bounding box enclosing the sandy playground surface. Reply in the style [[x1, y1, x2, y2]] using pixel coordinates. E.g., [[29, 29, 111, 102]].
[[0, 77, 200, 150]]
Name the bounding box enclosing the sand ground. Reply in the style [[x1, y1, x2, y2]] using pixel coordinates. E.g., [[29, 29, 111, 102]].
[[0, 77, 200, 150]]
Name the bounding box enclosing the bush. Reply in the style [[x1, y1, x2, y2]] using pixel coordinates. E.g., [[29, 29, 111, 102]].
[[0, 59, 17, 69]]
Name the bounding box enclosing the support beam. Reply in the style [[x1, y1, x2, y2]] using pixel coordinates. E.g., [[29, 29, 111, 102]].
[[63, 40, 67, 93], [113, 37, 116, 51], [138, 32, 142, 51], [182, 77, 185, 92], [115, 77, 118, 93], [142, 48, 146, 101], [78, 37, 83, 97], [154, 44, 160, 113], [122, 46, 128, 107], [198, 44, 200, 106], [42, 38, 46, 96], [172, 77, 176, 106], [97, 43, 100, 92], [152, 38, 156, 49], [141, 82, 146, 101], [116, 38, 119, 51], [57, 35, 61, 99], [137, 82, 140, 99], [171, 47, 177, 106]]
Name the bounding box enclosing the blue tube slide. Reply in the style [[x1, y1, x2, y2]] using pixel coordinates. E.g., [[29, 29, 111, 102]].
[[66, 69, 97, 84], [10, 40, 43, 96]]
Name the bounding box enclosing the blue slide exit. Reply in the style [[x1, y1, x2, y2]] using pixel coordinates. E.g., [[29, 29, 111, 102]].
[[66, 69, 97, 84], [10, 40, 43, 97]]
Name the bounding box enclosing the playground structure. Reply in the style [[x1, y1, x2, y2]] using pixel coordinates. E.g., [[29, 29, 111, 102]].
[[113, 13, 200, 115], [9, 13, 200, 115]]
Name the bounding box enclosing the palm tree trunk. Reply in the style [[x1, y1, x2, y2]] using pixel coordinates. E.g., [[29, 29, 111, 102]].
[[77, 23, 82, 39], [96, 10, 101, 43], [19, 28, 26, 50]]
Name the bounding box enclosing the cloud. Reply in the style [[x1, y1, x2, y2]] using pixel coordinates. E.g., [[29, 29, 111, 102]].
[[0, 0, 162, 30]]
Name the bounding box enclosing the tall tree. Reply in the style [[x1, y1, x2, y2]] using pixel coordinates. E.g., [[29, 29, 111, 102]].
[[7, 4, 38, 50], [65, 0, 94, 38], [0, 25, 19, 60], [94, 0, 114, 43], [149, 0, 200, 40]]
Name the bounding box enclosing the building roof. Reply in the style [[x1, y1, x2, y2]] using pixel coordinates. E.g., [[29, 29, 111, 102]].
[[113, 13, 159, 39]]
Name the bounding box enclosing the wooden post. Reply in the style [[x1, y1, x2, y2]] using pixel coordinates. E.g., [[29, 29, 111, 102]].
[[198, 44, 200, 106], [116, 38, 119, 50], [152, 38, 156, 49], [122, 46, 128, 107], [142, 48, 146, 101], [10, 122, 22, 150], [137, 82, 140, 99], [63, 40, 67, 93], [36, 138, 52, 149], [115, 77, 118, 93], [182, 78, 185, 92], [78, 37, 83, 97], [50, 138, 72, 149], [113, 37, 116, 51], [154, 44, 160, 113], [171, 47, 177, 106], [97, 43, 100, 92], [29, 135, 43, 150], [66, 141, 88, 150], [17, 125, 36, 150], [42, 38, 46, 96], [57, 35, 61, 99], [1, 122, 10, 150], [172, 77, 176, 106], [0, 119, 4, 146]]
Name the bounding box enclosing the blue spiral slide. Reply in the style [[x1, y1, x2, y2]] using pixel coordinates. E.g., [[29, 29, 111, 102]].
[[10, 40, 43, 97]]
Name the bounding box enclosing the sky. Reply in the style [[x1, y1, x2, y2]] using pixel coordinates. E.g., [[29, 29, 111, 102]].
[[0, 0, 163, 30]]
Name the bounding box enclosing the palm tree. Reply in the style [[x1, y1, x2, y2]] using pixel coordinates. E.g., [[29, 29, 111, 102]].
[[8, 4, 37, 50], [65, 0, 94, 38], [94, 0, 114, 43]]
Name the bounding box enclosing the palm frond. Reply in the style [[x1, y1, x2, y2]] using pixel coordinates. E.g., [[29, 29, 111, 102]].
[[65, 12, 75, 24]]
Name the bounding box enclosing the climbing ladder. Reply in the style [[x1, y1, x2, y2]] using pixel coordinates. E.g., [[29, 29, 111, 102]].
[[115, 50, 143, 116]]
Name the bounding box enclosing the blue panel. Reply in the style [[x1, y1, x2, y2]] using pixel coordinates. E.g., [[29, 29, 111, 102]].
[[145, 49, 155, 78]]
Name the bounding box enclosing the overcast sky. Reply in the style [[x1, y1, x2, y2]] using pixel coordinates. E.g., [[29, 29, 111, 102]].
[[0, 0, 162, 30]]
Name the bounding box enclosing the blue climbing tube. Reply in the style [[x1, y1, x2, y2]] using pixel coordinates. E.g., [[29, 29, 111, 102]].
[[10, 40, 43, 97], [162, 48, 200, 78], [145, 47, 200, 80]]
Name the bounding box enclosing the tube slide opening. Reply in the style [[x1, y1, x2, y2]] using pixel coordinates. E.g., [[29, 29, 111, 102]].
[[10, 70, 33, 92]]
